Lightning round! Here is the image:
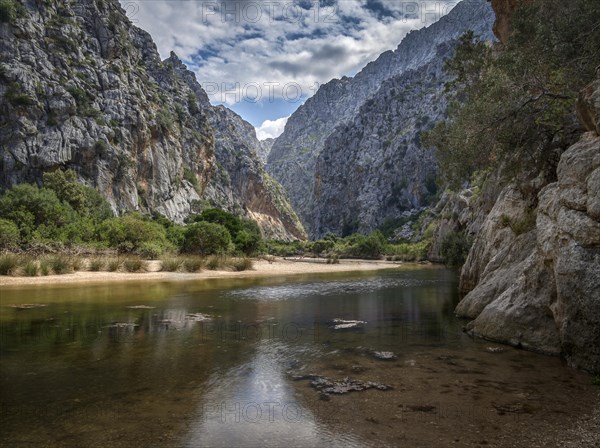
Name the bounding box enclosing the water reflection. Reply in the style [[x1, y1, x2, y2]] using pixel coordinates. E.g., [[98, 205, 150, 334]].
[[0, 267, 463, 446]]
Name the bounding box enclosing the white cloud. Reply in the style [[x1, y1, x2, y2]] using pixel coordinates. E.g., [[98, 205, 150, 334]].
[[124, 1, 458, 106], [256, 115, 289, 140]]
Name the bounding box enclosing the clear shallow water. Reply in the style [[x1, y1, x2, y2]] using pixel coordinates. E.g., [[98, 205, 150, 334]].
[[0, 267, 591, 447]]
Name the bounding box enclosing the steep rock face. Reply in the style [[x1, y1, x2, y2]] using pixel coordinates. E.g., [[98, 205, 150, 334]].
[[203, 106, 306, 240], [255, 138, 274, 164], [456, 78, 600, 372], [312, 42, 453, 237], [267, 0, 496, 234], [0, 0, 303, 239]]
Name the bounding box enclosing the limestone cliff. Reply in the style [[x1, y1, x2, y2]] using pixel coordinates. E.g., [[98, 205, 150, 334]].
[[0, 0, 304, 240], [455, 101, 600, 372], [267, 0, 496, 236]]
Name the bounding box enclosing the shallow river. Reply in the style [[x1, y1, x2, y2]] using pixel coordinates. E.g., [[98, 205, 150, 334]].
[[0, 267, 596, 447]]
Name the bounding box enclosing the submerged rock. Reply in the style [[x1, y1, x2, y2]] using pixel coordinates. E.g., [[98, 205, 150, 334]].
[[372, 351, 397, 360], [294, 374, 392, 400], [331, 319, 367, 330], [8, 304, 47, 309]]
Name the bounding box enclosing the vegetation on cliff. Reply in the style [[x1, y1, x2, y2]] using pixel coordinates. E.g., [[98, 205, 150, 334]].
[[425, 0, 600, 188]]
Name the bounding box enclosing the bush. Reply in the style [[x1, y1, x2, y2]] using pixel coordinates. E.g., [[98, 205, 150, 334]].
[[0, 0, 18, 23], [0, 253, 19, 275], [49, 255, 72, 274], [440, 231, 471, 266], [89, 258, 105, 271], [98, 213, 170, 254], [0, 218, 19, 249], [106, 258, 122, 272], [42, 170, 113, 222], [205, 255, 226, 270], [39, 258, 51, 276], [22, 259, 38, 277], [122, 257, 147, 272], [183, 221, 232, 256], [137, 241, 164, 259], [230, 257, 253, 272], [160, 257, 183, 272], [191, 208, 262, 254], [182, 256, 204, 273], [0, 184, 77, 243]]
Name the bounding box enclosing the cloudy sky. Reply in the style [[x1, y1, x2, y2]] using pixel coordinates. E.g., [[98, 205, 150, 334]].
[[123, 1, 459, 139]]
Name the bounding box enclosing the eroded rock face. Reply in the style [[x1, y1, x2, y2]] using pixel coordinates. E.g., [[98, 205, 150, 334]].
[[267, 0, 496, 236], [456, 84, 600, 371], [0, 0, 303, 239]]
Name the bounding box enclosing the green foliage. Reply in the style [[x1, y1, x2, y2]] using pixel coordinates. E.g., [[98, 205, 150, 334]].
[[192, 208, 262, 255], [230, 257, 253, 272], [106, 257, 122, 272], [156, 109, 175, 134], [160, 257, 183, 272], [122, 257, 147, 272], [5, 82, 35, 107], [98, 213, 170, 254], [440, 231, 471, 266], [182, 256, 204, 273], [0, 184, 77, 243], [48, 255, 72, 274], [183, 167, 199, 189], [592, 376, 600, 386], [424, 0, 600, 188], [183, 221, 232, 256], [0, 0, 17, 22], [0, 218, 19, 249], [42, 170, 112, 221], [88, 258, 105, 271], [0, 253, 19, 275]]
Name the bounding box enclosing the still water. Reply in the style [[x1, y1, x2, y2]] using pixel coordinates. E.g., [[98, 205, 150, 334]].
[[0, 267, 594, 447]]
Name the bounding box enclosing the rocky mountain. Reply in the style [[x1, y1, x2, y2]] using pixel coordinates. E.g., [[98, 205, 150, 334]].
[[0, 0, 304, 240], [255, 138, 274, 164], [425, 0, 600, 372], [267, 0, 496, 237], [447, 75, 600, 373]]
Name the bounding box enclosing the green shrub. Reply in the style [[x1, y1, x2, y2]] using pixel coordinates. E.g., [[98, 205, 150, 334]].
[[440, 231, 471, 266], [22, 259, 38, 277], [0, 0, 18, 23], [160, 257, 183, 272], [509, 211, 536, 236], [39, 258, 51, 276], [49, 255, 72, 274], [230, 257, 253, 271], [123, 257, 147, 273], [183, 221, 232, 256], [106, 257, 122, 272], [89, 258, 104, 271], [0, 253, 19, 275], [205, 255, 225, 270], [0, 218, 19, 249], [182, 256, 204, 273], [137, 241, 165, 259], [98, 213, 169, 254], [71, 257, 84, 271], [190, 208, 262, 254]]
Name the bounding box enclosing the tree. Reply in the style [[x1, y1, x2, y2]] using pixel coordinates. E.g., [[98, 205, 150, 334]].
[[98, 213, 169, 253], [183, 221, 231, 255], [0, 218, 19, 249], [424, 0, 600, 188], [0, 184, 77, 243], [43, 169, 113, 221]]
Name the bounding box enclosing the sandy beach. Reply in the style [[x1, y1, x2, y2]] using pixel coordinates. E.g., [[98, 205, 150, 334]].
[[0, 258, 408, 288]]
